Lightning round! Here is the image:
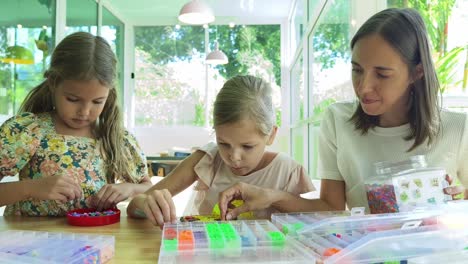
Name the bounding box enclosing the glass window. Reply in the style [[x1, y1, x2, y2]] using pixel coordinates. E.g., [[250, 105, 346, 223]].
[[291, 0, 306, 55], [134, 25, 206, 127], [134, 25, 209, 155], [134, 24, 281, 154], [102, 7, 124, 108], [308, 0, 322, 22], [388, 0, 468, 111], [0, 0, 56, 123], [290, 53, 306, 167], [291, 125, 307, 167], [291, 55, 304, 123], [66, 0, 98, 35], [308, 0, 352, 120], [306, 0, 352, 178], [209, 24, 282, 125]]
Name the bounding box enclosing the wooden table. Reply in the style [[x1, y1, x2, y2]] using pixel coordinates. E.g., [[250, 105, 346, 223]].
[[0, 208, 162, 263]]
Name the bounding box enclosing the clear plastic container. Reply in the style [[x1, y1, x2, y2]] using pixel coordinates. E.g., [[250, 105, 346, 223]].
[[365, 155, 451, 214], [322, 226, 468, 264], [0, 230, 115, 264], [159, 220, 316, 263], [297, 201, 468, 264], [407, 249, 468, 263], [271, 208, 365, 237]]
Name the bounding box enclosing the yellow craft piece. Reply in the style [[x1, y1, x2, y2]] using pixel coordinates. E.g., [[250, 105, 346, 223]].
[[212, 200, 254, 220]]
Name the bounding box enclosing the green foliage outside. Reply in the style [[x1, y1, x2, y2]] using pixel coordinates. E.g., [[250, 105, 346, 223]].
[[133, 48, 204, 126], [134, 26, 205, 65], [388, 0, 468, 92], [310, 98, 336, 125], [135, 25, 281, 86], [0, 28, 49, 116], [311, 0, 467, 94], [312, 0, 350, 70], [134, 25, 281, 127], [214, 26, 281, 86]]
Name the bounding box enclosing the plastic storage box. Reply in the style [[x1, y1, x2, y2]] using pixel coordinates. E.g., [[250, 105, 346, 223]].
[[271, 208, 365, 237], [365, 155, 451, 214], [297, 204, 468, 264], [0, 230, 115, 264], [406, 249, 468, 263], [158, 220, 316, 263]]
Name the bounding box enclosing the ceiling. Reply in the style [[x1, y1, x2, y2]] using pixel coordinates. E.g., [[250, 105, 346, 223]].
[[105, 0, 294, 25], [0, 0, 294, 27]]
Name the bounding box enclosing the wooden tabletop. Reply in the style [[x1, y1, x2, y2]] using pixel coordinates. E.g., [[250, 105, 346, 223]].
[[0, 208, 162, 264]]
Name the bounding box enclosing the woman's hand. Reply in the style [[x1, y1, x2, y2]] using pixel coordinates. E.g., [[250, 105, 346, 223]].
[[444, 174, 465, 200], [218, 182, 275, 220], [30, 175, 82, 203], [91, 183, 135, 211]]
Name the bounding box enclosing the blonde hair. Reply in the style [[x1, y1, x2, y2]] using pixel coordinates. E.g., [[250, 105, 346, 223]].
[[214, 75, 275, 135], [19, 32, 137, 183], [350, 8, 440, 151]]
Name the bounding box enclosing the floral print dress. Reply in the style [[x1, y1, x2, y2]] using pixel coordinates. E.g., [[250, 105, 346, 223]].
[[0, 112, 148, 216]]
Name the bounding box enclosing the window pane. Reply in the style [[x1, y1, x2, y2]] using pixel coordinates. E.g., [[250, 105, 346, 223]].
[[388, 0, 468, 112], [308, 0, 322, 22], [291, 55, 304, 123], [291, 126, 307, 167], [209, 25, 282, 125], [306, 0, 351, 178], [134, 25, 281, 154], [308, 0, 353, 123], [134, 25, 206, 127], [0, 0, 56, 122], [134, 25, 209, 155], [102, 7, 124, 108], [291, 0, 306, 55]]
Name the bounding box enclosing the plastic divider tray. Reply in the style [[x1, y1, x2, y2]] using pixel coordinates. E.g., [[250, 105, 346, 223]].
[[158, 220, 316, 263], [295, 208, 468, 263], [0, 230, 115, 264]]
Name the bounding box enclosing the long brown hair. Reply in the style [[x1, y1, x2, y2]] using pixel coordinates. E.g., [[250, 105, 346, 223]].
[[350, 8, 440, 151], [19, 32, 137, 183]]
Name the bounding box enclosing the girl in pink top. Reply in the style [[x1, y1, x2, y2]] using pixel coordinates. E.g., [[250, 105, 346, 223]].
[[128, 75, 315, 226]]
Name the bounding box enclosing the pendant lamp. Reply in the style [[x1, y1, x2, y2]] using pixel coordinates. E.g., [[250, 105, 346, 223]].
[[178, 0, 215, 25], [206, 41, 228, 65], [0, 45, 34, 64]]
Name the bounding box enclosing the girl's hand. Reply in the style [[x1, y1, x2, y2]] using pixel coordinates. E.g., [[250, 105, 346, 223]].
[[444, 174, 465, 200], [31, 175, 82, 203], [138, 189, 177, 227], [92, 183, 135, 211], [218, 182, 274, 220]]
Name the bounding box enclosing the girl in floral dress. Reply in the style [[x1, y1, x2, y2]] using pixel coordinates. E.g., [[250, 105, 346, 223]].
[[0, 32, 151, 216]]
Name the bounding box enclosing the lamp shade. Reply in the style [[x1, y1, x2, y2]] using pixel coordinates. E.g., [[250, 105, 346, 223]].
[[178, 0, 215, 25], [206, 42, 228, 65], [0, 45, 34, 64]]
